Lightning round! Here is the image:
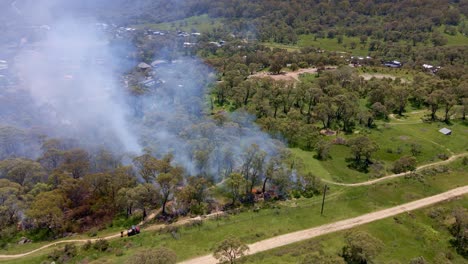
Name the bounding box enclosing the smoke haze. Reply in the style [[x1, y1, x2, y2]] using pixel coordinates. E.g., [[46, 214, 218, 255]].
[[0, 0, 284, 178], [135, 59, 283, 177]]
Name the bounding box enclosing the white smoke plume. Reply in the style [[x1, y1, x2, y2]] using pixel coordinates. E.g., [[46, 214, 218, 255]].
[[135, 59, 284, 177], [0, 0, 284, 178], [13, 19, 140, 153]]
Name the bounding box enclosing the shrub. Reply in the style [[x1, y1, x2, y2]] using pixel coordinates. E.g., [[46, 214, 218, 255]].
[[126, 247, 176, 264], [115, 248, 124, 257], [392, 156, 417, 174], [87, 227, 98, 237], [93, 239, 109, 252], [81, 240, 92, 251], [437, 153, 449, 160], [48, 244, 77, 263]]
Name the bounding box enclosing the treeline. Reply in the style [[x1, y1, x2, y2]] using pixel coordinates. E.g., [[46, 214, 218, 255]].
[[0, 136, 324, 243], [203, 0, 468, 44]]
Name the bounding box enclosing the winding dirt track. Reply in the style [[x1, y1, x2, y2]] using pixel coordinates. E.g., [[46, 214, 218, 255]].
[[0, 210, 223, 260], [322, 152, 468, 187], [179, 185, 468, 264]]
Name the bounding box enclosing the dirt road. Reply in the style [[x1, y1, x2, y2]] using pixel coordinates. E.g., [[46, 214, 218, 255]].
[[0, 210, 223, 260], [322, 152, 468, 187], [179, 185, 468, 264]]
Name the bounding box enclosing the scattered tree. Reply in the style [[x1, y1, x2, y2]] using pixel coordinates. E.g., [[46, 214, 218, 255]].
[[213, 236, 249, 264], [341, 231, 383, 264]]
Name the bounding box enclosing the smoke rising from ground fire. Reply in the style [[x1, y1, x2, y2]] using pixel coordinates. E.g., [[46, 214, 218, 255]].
[[1, 0, 284, 178]]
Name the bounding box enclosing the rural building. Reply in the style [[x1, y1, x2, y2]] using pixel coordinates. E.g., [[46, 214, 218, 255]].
[[383, 60, 402, 68], [439, 128, 452, 135], [137, 62, 152, 71], [139, 77, 161, 88]]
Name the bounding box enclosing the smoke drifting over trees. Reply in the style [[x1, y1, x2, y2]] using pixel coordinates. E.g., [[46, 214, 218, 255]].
[[0, 0, 284, 178], [13, 19, 140, 154], [134, 59, 283, 177]]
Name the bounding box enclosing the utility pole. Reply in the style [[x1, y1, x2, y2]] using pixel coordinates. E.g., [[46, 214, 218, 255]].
[[320, 184, 328, 216]]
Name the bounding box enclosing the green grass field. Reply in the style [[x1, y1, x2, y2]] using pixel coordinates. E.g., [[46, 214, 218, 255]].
[[263, 35, 369, 56], [133, 14, 223, 33], [2, 159, 466, 264], [290, 115, 467, 183], [243, 196, 468, 264]]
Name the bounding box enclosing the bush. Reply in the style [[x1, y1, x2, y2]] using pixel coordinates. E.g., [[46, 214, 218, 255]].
[[48, 244, 77, 263], [87, 227, 98, 237], [126, 247, 177, 264], [392, 156, 417, 174], [81, 240, 92, 251], [462, 157, 468, 166], [298, 61, 308, 68], [115, 248, 124, 257], [93, 239, 109, 252], [437, 153, 449, 160]]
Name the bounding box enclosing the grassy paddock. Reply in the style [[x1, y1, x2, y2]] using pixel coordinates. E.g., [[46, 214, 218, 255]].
[[290, 119, 467, 183], [242, 196, 468, 264], [133, 14, 223, 33]]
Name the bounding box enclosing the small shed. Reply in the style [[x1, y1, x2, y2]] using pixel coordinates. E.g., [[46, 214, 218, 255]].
[[439, 128, 452, 135]]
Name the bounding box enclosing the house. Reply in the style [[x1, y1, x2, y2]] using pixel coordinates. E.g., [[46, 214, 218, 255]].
[[183, 42, 196, 48], [383, 60, 402, 68], [439, 128, 452, 135], [422, 64, 441, 74], [139, 77, 161, 88], [137, 62, 152, 72], [423, 64, 433, 70]]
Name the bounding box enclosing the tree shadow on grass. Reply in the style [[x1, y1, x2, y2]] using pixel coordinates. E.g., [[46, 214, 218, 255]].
[[345, 158, 370, 173]]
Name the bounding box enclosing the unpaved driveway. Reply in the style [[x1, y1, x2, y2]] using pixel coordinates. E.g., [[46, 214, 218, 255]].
[[179, 185, 468, 264], [0, 209, 223, 260]]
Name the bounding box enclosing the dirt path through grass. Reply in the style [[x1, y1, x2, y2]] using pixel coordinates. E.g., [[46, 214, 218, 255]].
[[322, 152, 467, 187], [0, 209, 223, 260], [179, 185, 468, 264]]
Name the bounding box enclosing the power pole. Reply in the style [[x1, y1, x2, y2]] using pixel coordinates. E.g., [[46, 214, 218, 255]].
[[320, 184, 328, 216]]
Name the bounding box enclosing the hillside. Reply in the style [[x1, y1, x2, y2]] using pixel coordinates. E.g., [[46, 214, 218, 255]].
[[0, 1, 467, 264]]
